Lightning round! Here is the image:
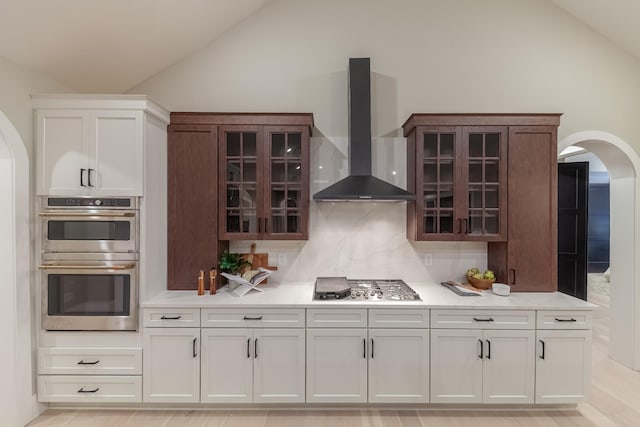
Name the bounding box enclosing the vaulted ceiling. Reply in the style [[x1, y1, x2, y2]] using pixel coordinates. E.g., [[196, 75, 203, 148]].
[[0, 0, 269, 93], [0, 0, 637, 93]]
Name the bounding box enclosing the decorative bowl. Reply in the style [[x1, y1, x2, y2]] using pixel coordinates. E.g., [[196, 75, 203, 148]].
[[466, 276, 495, 290]]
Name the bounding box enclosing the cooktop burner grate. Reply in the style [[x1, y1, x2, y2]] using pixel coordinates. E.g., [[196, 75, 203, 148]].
[[314, 277, 420, 301]]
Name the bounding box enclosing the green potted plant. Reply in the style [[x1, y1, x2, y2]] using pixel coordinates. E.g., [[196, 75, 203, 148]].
[[218, 250, 252, 276]]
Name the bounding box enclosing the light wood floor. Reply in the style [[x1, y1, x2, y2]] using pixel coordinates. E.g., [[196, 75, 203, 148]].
[[28, 290, 640, 427]]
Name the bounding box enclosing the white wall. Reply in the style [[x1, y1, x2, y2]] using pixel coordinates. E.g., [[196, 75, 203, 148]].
[[609, 176, 636, 367], [0, 147, 18, 426], [130, 0, 640, 282], [0, 55, 71, 157], [0, 110, 37, 426], [132, 0, 640, 147], [0, 56, 71, 425]]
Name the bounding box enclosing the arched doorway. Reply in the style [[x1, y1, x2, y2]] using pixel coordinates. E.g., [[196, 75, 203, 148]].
[[0, 110, 35, 426], [559, 131, 640, 370]]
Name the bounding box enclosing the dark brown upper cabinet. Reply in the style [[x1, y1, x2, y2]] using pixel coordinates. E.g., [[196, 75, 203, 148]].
[[404, 113, 561, 292], [218, 121, 311, 240], [170, 113, 313, 242], [167, 123, 225, 290], [167, 113, 313, 289], [404, 116, 508, 241]]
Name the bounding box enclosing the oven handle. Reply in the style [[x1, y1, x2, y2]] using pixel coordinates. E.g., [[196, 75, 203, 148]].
[[39, 263, 136, 271], [39, 212, 135, 218]]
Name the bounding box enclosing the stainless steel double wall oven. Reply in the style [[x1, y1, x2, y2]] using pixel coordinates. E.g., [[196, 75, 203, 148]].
[[40, 196, 139, 331]]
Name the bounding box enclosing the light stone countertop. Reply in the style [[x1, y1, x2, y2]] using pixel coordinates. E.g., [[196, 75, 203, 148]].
[[142, 281, 596, 310]]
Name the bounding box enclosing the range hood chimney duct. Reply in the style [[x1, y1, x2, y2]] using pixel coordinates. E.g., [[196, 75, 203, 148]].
[[313, 58, 415, 201]]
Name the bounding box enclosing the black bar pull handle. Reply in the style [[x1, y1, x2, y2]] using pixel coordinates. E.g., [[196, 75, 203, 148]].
[[160, 315, 181, 320], [87, 168, 94, 187], [247, 338, 251, 358], [77, 360, 100, 365], [371, 338, 374, 359], [486, 340, 491, 359], [254, 338, 258, 358], [258, 217, 262, 233], [77, 387, 99, 393], [457, 219, 462, 234], [539, 340, 545, 359], [478, 339, 483, 359], [80, 168, 86, 186], [509, 269, 516, 284], [555, 318, 577, 322], [463, 218, 469, 234], [243, 316, 263, 321], [363, 338, 366, 359], [473, 317, 494, 322], [192, 338, 198, 358], [264, 218, 269, 234]]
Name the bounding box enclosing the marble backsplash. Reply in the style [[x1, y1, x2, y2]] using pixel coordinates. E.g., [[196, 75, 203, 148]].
[[230, 135, 487, 284], [230, 201, 487, 284]]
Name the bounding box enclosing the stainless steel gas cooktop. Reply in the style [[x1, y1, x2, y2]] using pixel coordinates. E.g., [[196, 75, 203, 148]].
[[313, 277, 421, 301]]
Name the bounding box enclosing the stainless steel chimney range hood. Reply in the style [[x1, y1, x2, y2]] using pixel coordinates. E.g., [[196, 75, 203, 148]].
[[313, 58, 415, 201]]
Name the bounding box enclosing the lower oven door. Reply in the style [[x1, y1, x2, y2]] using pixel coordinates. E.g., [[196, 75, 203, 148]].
[[40, 260, 138, 331]]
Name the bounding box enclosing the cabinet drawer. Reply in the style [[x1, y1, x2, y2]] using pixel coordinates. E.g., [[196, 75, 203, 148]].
[[431, 309, 534, 329], [38, 347, 142, 375], [37, 375, 141, 403], [369, 308, 429, 328], [201, 308, 305, 328], [143, 308, 200, 327], [536, 311, 592, 330], [307, 309, 367, 328]]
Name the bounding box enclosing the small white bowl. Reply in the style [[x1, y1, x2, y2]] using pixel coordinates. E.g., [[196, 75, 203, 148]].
[[492, 283, 510, 296]]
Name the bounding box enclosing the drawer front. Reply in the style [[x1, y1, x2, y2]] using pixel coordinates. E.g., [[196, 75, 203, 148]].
[[307, 308, 367, 328], [536, 311, 592, 330], [201, 308, 305, 328], [431, 309, 535, 329], [369, 308, 430, 328], [143, 308, 200, 327], [37, 375, 142, 403], [38, 347, 142, 375]]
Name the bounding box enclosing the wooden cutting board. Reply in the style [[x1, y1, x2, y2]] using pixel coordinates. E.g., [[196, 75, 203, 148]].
[[240, 245, 277, 284]]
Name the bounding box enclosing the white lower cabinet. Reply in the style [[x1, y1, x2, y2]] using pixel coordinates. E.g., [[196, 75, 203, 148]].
[[38, 375, 141, 403], [253, 329, 306, 403], [430, 329, 483, 403], [482, 330, 535, 403], [306, 309, 430, 404], [430, 329, 535, 404], [368, 328, 429, 403], [306, 328, 368, 403], [535, 330, 592, 404], [135, 306, 592, 407], [143, 327, 200, 403], [37, 346, 143, 403], [201, 328, 252, 403], [200, 328, 305, 403]]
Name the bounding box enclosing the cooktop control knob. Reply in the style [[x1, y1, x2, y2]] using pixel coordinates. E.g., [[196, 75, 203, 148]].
[[94, 199, 102, 206]]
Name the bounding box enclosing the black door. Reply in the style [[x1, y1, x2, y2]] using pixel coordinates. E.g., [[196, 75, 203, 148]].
[[557, 162, 589, 300]]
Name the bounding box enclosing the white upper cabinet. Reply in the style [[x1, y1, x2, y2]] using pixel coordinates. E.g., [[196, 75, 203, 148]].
[[33, 95, 169, 196], [91, 110, 144, 195], [36, 109, 89, 195]]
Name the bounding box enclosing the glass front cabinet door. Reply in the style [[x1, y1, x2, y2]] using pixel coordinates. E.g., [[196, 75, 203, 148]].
[[412, 124, 507, 241], [219, 123, 310, 240]]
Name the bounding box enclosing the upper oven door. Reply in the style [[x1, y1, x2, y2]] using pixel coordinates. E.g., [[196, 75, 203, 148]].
[[40, 210, 138, 253]]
